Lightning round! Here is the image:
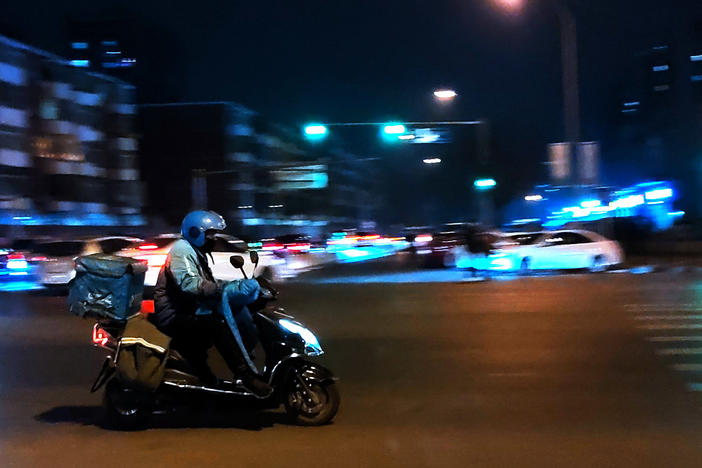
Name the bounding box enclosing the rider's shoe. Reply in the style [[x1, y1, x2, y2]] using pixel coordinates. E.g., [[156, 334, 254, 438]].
[[237, 368, 273, 398]]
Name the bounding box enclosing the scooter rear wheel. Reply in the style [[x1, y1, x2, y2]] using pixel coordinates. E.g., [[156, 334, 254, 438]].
[[103, 379, 152, 429], [284, 378, 340, 426]]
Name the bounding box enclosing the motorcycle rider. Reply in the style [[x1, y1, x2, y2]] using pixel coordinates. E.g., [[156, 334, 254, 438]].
[[150, 210, 273, 397]]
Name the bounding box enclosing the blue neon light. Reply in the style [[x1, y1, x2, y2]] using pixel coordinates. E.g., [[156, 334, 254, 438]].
[[645, 188, 673, 200], [69, 59, 90, 67], [580, 200, 601, 208], [71, 42, 88, 50]]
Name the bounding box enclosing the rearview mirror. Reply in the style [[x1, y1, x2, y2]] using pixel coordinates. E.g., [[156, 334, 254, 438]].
[[229, 255, 245, 269], [249, 250, 259, 264]]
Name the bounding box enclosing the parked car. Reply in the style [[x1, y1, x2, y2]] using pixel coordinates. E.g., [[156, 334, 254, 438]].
[[484, 230, 624, 273], [36, 236, 142, 287], [118, 233, 290, 287]]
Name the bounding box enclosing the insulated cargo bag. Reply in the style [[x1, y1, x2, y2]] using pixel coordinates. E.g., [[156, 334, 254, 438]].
[[68, 253, 147, 321], [115, 314, 171, 392]]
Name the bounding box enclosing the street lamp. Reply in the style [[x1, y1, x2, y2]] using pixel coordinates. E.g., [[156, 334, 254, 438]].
[[423, 157, 442, 164], [433, 89, 457, 101], [493, 0, 524, 12]]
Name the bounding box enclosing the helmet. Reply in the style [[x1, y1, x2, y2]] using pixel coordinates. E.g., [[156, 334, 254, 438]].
[[181, 210, 226, 248]]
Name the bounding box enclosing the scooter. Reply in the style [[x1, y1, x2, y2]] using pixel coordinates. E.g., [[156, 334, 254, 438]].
[[89, 251, 340, 428]]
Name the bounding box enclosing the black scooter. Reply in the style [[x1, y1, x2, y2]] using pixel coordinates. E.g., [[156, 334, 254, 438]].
[[90, 251, 340, 428]]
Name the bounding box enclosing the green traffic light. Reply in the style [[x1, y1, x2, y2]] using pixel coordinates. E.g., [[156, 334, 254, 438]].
[[303, 124, 328, 140]]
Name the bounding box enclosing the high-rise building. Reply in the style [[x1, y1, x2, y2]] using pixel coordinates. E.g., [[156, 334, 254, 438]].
[[67, 19, 137, 77], [138, 102, 373, 236], [0, 33, 143, 227], [608, 15, 702, 216]]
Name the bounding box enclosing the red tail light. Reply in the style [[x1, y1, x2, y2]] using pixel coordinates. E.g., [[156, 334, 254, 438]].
[[92, 324, 114, 348], [262, 243, 284, 251], [7, 253, 24, 260], [287, 243, 310, 252], [138, 244, 159, 250]]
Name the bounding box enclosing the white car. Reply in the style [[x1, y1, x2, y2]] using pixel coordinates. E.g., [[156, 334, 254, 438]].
[[118, 234, 290, 287], [487, 229, 624, 273], [36, 236, 143, 286]]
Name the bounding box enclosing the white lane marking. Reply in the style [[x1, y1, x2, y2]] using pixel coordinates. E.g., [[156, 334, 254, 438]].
[[638, 324, 702, 330], [687, 383, 702, 392], [634, 315, 702, 321], [656, 348, 702, 356], [672, 364, 702, 371], [648, 336, 702, 342]]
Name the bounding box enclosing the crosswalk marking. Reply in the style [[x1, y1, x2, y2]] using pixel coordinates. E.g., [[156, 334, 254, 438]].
[[656, 348, 702, 356], [634, 315, 702, 321], [648, 336, 702, 342], [638, 323, 702, 330], [672, 364, 702, 371]]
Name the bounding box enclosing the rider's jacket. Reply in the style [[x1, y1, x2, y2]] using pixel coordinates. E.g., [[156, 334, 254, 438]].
[[151, 239, 220, 330]]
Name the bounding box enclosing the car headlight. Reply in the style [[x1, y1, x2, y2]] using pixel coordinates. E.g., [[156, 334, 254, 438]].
[[279, 319, 323, 356]]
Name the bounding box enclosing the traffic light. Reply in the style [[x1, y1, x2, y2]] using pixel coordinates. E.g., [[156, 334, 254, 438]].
[[382, 123, 406, 135], [474, 178, 497, 190], [303, 124, 328, 140]]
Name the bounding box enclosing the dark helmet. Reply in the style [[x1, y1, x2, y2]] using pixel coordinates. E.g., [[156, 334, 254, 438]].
[[181, 210, 226, 248]]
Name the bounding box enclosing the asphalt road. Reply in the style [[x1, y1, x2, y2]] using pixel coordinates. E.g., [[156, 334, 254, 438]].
[[2, 259, 702, 467]]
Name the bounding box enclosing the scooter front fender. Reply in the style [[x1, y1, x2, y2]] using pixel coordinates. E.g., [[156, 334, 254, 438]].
[[270, 356, 337, 388]]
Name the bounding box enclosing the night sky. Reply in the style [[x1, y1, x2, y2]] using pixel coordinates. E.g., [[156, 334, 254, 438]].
[[3, 0, 701, 224]]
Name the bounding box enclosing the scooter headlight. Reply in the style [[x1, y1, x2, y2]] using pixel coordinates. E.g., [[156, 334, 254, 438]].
[[279, 319, 323, 356]]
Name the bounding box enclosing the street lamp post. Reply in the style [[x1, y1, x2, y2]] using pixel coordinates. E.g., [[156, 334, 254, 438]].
[[495, 0, 581, 179]]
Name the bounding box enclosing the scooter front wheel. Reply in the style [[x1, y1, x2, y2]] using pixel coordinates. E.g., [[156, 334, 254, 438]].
[[103, 379, 152, 429], [284, 376, 340, 426]]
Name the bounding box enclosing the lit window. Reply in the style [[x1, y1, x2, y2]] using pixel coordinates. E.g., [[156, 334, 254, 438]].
[[652, 64, 669, 72], [691, 54, 702, 62], [71, 42, 88, 50], [69, 59, 90, 68]]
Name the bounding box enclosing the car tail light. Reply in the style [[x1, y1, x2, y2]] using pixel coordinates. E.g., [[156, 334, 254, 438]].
[[28, 256, 47, 262], [135, 254, 167, 268], [262, 243, 284, 251], [287, 243, 310, 252], [359, 235, 380, 241], [415, 234, 433, 243], [92, 324, 117, 349], [138, 244, 159, 250]]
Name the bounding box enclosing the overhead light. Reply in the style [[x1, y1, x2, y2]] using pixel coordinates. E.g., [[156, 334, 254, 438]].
[[423, 158, 442, 164], [433, 89, 457, 100], [525, 195, 543, 202]]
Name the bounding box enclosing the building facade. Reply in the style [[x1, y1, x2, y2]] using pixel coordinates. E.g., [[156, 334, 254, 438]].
[[608, 15, 702, 217], [138, 102, 373, 237], [0, 34, 143, 226]]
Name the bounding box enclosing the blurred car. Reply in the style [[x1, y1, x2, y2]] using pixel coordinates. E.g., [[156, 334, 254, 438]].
[[36, 236, 142, 287], [485, 230, 624, 273], [0, 248, 33, 279], [118, 233, 289, 287], [260, 234, 312, 255], [419, 230, 469, 267]]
